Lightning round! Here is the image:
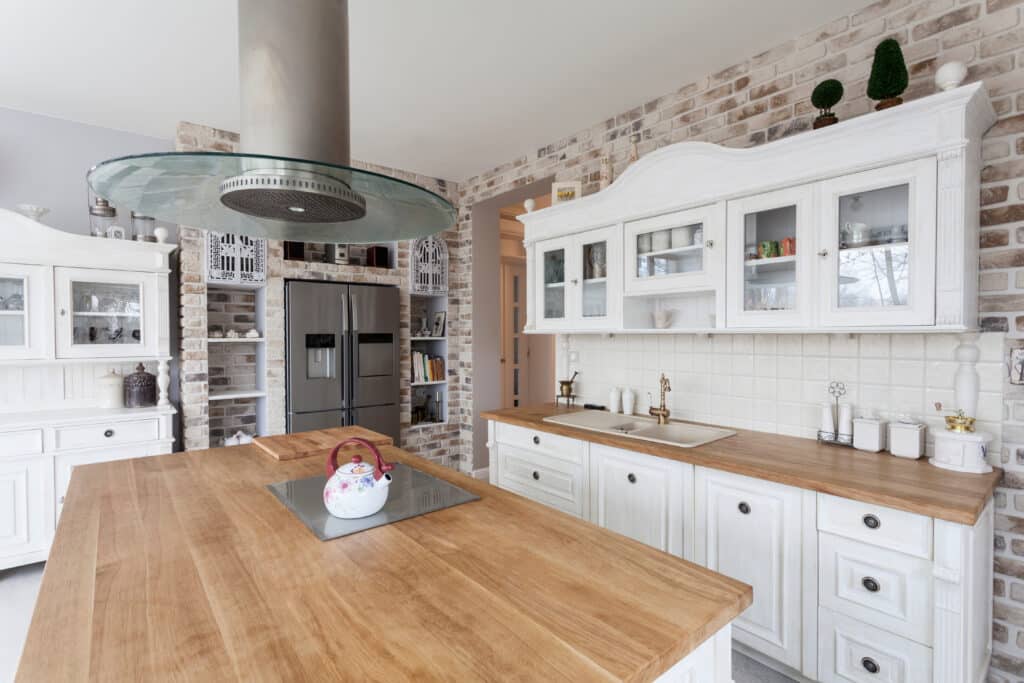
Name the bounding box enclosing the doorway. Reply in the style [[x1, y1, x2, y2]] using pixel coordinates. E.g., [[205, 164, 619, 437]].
[[498, 195, 555, 409]]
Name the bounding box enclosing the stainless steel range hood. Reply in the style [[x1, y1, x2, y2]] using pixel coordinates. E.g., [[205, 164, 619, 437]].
[[86, 0, 456, 243]]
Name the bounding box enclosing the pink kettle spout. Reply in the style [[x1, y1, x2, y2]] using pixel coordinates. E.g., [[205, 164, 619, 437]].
[[325, 437, 395, 481]]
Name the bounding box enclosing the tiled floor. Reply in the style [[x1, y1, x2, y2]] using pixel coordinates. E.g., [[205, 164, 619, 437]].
[[0, 561, 794, 683], [0, 562, 43, 683]]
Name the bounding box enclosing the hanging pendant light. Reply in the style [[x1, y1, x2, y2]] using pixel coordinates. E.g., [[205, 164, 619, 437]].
[[87, 0, 456, 243]]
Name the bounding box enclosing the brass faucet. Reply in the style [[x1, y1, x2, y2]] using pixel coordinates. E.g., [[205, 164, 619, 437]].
[[648, 374, 672, 425]]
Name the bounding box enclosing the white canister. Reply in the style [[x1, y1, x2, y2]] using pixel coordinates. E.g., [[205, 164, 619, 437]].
[[622, 388, 636, 416], [888, 421, 926, 459], [853, 418, 887, 453], [671, 226, 694, 248], [931, 430, 992, 473], [608, 387, 622, 414], [652, 229, 672, 251], [837, 403, 853, 441], [819, 402, 836, 439], [98, 369, 123, 409]]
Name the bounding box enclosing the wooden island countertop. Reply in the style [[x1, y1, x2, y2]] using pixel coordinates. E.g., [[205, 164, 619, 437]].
[[481, 404, 1002, 526], [19, 436, 751, 682]]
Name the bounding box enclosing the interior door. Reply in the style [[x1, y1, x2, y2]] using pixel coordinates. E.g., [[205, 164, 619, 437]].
[[500, 262, 527, 408], [695, 467, 803, 669], [817, 158, 937, 327], [726, 184, 815, 329]]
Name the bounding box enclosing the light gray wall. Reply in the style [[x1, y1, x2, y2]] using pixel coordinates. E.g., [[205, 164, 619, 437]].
[[470, 178, 551, 469], [0, 106, 174, 237]]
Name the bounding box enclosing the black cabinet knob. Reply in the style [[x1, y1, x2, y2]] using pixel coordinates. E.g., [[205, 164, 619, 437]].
[[862, 577, 880, 593], [861, 657, 879, 674], [863, 514, 880, 529], [738, 502, 751, 514], [532, 435, 540, 445], [627, 473, 636, 484], [104, 429, 114, 438], [532, 471, 540, 480]]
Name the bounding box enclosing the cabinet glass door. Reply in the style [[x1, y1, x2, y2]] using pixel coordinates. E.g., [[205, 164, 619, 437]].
[[0, 264, 50, 360], [624, 205, 723, 295], [56, 267, 158, 358], [539, 241, 567, 325], [726, 185, 813, 328], [818, 159, 936, 327], [572, 225, 620, 329], [580, 238, 607, 318]]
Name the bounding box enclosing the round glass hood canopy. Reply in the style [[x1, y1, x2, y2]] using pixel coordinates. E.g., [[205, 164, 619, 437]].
[[87, 151, 457, 243]]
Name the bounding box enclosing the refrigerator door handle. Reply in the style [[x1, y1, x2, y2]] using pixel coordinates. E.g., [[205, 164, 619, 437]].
[[348, 290, 358, 333]]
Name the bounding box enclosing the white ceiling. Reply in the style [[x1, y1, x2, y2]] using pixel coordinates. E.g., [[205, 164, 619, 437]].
[[0, 0, 866, 181]]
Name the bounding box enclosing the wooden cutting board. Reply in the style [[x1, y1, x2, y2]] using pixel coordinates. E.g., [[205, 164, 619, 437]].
[[253, 426, 393, 461]]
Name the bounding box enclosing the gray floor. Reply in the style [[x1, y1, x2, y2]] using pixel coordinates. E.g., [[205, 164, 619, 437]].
[[0, 561, 795, 683], [0, 562, 43, 683]]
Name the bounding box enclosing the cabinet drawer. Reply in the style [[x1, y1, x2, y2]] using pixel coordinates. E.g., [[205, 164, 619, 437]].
[[493, 423, 584, 463], [55, 442, 169, 517], [55, 419, 160, 451], [820, 533, 933, 645], [818, 607, 932, 683], [495, 444, 586, 518], [818, 493, 932, 559], [0, 428, 43, 457]]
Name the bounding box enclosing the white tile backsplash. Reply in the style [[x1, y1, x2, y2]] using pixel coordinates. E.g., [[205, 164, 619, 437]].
[[562, 332, 1005, 454]]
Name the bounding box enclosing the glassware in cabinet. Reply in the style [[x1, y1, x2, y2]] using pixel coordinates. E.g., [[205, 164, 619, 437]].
[[55, 267, 160, 358]]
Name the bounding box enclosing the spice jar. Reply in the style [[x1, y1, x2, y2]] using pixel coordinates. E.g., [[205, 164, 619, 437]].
[[131, 212, 156, 242], [89, 198, 116, 238]]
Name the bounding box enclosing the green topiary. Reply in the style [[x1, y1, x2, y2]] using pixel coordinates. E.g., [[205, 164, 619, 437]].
[[867, 38, 909, 109], [811, 79, 844, 129]]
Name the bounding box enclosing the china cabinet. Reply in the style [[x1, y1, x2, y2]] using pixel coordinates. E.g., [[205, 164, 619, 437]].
[[519, 83, 994, 334], [0, 208, 177, 570], [535, 225, 621, 330]]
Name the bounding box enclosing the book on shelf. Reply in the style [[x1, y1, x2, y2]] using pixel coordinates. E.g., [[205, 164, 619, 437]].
[[412, 351, 446, 383]]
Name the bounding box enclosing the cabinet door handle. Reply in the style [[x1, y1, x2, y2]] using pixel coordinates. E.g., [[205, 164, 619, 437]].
[[817, 249, 829, 257], [627, 473, 636, 484], [532, 435, 540, 445], [861, 657, 879, 674], [738, 502, 751, 514], [532, 471, 540, 481], [104, 429, 115, 438], [863, 514, 881, 529], [862, 576, 880, 593], [705, 239, 714, 248], [570, 278, 578, 285], [60, 308, 67, 316]]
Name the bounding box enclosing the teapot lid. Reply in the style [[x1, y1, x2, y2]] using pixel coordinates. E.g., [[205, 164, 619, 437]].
[[335, 457, 376, 477]]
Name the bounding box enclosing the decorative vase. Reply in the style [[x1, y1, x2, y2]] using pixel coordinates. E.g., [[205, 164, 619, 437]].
[[935, 61, 967, 91]]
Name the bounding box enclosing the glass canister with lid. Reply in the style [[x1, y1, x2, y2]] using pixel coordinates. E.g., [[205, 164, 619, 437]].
[[89, 197, 116, 238], [131, 212, 157, 242]]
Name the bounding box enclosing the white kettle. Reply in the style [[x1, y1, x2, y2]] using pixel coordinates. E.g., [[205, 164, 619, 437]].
[[322, 437, 394, 519]]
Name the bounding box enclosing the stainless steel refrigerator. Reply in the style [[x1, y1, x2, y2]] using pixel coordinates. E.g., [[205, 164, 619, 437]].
[[286, 281, 401, 443]]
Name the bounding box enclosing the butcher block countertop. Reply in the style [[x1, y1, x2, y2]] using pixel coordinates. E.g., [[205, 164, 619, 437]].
[[481, 404, 1002, 526], [19, 435, 751, 682]]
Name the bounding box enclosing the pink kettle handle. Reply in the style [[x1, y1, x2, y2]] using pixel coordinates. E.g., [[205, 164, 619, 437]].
[[325, 437, 395, 481]]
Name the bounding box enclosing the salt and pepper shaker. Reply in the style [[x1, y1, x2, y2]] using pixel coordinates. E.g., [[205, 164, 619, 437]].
[[837, 403, 853, 442], [608, 387, 622, 414], [819, 403, 836, 440], [622, 388, 636, 416]]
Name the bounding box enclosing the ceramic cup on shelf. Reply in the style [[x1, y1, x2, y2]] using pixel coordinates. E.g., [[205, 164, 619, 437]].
[[637, 233, 652, 254], [653, 310, 673, 328], [671, 226, 694, 248], [652, 229, 671, 251]]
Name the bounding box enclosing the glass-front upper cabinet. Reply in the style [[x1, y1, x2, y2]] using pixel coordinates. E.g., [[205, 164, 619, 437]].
[[55, 267, 160, 358], [623, 203, 725, 295], [726, 184, 814, 328], [0, 264, 51, 360], [534, 225, 621, 330], [817, 158, 936, 327]]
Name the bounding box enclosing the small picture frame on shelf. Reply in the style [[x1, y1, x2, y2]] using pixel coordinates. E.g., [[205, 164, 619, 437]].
[[431, 311, 446, 337], [551, 181, 582, 205]]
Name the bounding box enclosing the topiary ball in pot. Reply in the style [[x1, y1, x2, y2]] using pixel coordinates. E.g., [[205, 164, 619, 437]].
[[811, 79, 844, 129], [867, 38, 909, 110]]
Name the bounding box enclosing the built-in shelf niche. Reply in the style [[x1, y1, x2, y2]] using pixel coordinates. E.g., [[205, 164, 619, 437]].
[[410, 292, 447, 428], [622, 291, 718, 331]]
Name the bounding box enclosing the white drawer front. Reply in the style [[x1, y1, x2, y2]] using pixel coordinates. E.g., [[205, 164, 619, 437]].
[[55, 442, 169, 517], [820, 533, 933, 645], [493, 423, 584, 464], [818, 608, 931, 683], [818, 493, 932, 559], [55, 419, 160, 451], [495, 444, 586, 518], [0, 429, 43, 457]]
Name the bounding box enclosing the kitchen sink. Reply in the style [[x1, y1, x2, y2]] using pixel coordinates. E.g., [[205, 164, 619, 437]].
[[543, 410, 735, 448]]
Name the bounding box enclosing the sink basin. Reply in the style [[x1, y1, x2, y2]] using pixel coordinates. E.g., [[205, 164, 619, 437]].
[[543, 410, 735, 448]]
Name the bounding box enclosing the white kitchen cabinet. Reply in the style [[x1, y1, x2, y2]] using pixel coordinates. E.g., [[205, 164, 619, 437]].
[[0, 264, 52, 360], [55, 266, 162, 358], [816, 159, 937, 328], [695, 466, 804, 670], [535, 225, 621, 331], [623, 203, 724, 295], [726, 184, 815, 329], [54, 441, 168, 519], [589, 443, 690, 559], [0, 454, 52, 568]]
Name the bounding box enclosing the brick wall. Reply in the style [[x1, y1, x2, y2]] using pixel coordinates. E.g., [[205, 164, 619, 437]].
[[451, 0, 1024, 676]]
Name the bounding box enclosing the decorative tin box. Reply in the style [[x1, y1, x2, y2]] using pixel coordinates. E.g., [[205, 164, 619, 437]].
[[123, 363, 157, 408]]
